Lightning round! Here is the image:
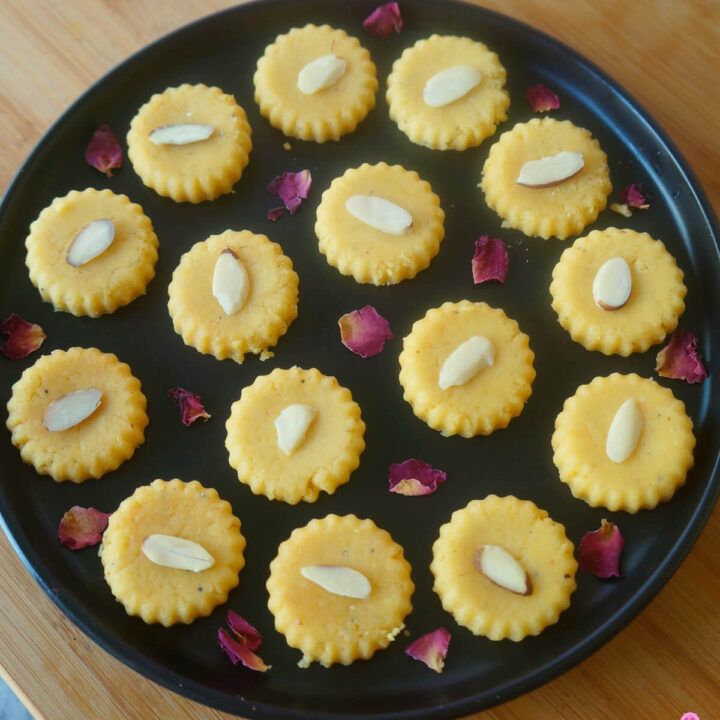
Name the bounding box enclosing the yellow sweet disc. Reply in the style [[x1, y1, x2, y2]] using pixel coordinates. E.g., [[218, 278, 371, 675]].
[[315, 162, 445, 285], [167, 230, 298, 363], [100, 479, 246, 626], [552, 373, 695, 512], [399, 300, 535, 437], [127, 84, 252, 203], [25, 188, 158, 317], [431, 495, 577, 641], [267, 514, 413, 666], [481, 118, 612, 239], [550, 228, 686, 355], [225, 367, 365, 504], [254, 24, 377, 142], [6, 347, 148, 483], [386, 35, 510, 150]]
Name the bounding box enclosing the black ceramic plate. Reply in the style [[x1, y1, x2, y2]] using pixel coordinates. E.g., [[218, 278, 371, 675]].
[[1, 1, 718, 718]]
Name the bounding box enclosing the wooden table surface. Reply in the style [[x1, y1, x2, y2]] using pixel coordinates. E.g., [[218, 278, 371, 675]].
[[1, 1, 718, 719]]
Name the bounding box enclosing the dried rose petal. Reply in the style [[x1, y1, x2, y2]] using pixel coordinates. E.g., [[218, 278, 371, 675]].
[[472, 235, 508, 284], [218, 628, 270, 672], [226, 610, 262, 652], [339, 306, 393, 358], [526, 84, 560, 112], [58, 506, 111, 550], [267, 170, 312, 214], [389, 459, 447, 496], [620, 184, 650, 209], [577, 519, 624, 579], [168, 387, 211, 426], [1, 314, 45, 359], [363, 2, 402, 37], [405, 628, 451, 673], [267, 206, 285, 222], [655, 330, 707, 383], [85, 125, 122, 177]]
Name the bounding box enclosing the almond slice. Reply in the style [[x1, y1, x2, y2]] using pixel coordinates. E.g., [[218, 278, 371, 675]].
[[148, 123, 214, 145], [66, 219, 115, 267], [212, 248, 250, 315], [297, 54, 347, 94], [438, 335, 494, 390], [141, 534, 215, 572], [474, 545, 532, 596], [42, 388, 102, 432], [274, 404, 317, 455], [516, 151, 584, 188], [423, 65, 483, 107], [300, 565, 371, 599], [592, 257, 632, 310], [606, 398, 643, 463], [345, 195, 413, 235]]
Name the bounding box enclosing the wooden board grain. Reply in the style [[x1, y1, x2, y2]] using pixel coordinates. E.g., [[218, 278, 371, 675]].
[[0, 1, 718, 719]]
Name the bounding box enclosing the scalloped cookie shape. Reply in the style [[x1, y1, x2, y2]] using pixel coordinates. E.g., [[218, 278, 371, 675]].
[[6, 347, 148, 482], [481, 118, 612, 239], [254, 24, 377, 142], [25, 188, 158, 317], [386, 35, 509, 150], [100, 479, 246, 626], [127, 84, 252, 203]]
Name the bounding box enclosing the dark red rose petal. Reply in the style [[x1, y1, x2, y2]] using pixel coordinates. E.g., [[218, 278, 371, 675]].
[[85, 125, 122, 177], [339, 306, 393, 358], [577, 519, 624, 579], [218, 628, 270, 672], [267, 206, 285, 222], [168, 387, 211, 426], [405, 628, 451, 672], [226, 610, 262, 651], [1, 314, 45, 359], [388, 459, 447, 496], [472, 235, 508, 284], [655, 330, 707, 383], [620, 184, 650, 209], [526, 84, 560, 112], [363, 2, 402, 37], [58, 506, 111, 550], [267, 170, 312, 214]]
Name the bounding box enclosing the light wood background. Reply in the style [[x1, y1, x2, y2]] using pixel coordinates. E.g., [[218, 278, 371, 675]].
[[1, 1, 718, 719]]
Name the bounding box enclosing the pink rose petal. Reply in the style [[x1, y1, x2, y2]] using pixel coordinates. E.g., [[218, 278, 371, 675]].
[[526, 84, 560, 112], [655, 330, 707, 383], [620, 184, 650, 209], [58, 506, 111, 550], [168, 387, 211, 426], [405, 628, 451, 673], [85, 124, 122, 177], [577, 519, 624, 579], [363, 2, 402, 37], [267, 170, 312, 214], [472, 235, 508, 284], [1, 314, 45, 359], [389, 459, 447, 496], [339, 306, 393, 358], [218, 629, 270, 672], [226, 610, 262, 652], [267, 206, 285, 222]]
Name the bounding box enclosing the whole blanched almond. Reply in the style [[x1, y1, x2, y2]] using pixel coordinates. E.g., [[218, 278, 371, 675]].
[[274, 404, 317, 455], [297, 54, 347, 94], [148, 124, 214, 145], [438, 335, 495, 390], [423, 65, 483, 107], [516, 151, 584, 188], [141, 534, 215, 572], [66, 219, 115, 267], [345, 195, 413, 235], [212, 248, 250, 315], [592, 257, 632, 310], [474, 545, 532, 596], [606, 398, 643, 463], [42, 388, 102, 432], [300, 565, 371, 599]]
